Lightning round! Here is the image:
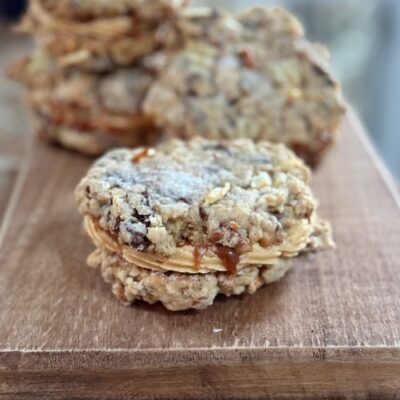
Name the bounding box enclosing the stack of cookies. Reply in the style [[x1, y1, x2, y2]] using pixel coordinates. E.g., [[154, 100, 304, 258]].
[[11, 3, 345, 165], [11, 2, 345, 311], [9, 0, 189, 155]]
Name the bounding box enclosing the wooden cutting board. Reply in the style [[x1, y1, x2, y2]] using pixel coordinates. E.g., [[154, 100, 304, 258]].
[[0, 112, 399, 399]]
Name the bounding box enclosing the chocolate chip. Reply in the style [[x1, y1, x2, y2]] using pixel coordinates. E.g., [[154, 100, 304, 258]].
[[199, 207, 208, 221], [124, 221, 150, 250], [85, 186, 92, 200], [202, 143, 230, 153], [130, 233, 150, 249], [178, 197, 191, 204], [113, 216, 122, 233]]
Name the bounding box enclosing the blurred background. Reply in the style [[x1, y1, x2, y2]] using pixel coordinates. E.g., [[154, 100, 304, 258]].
[[0, 0, 399, 179], [196, 0, 400, 180]]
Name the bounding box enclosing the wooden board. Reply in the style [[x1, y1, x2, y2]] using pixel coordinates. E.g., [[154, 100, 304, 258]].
[[0, 113, 400, 399], [0, 25, 32, 221]]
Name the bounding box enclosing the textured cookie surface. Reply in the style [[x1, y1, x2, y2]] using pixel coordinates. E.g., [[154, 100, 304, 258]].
[[88, 248, 293, 311], [33, 117, 118, 156], [76, 138, 334, 310], [38, 0, 189, 20], [82, 213, 331, 311], [84, 220, 331, 311], [10, 50, 161, 155], [144, 7, 345, 166], [76, 138, 317, 258], [17, 0, 185, 71], [33, 116, 160, 156]]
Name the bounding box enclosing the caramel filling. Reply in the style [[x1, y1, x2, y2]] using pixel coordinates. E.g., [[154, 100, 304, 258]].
[[84, 215, 312, 275], [214, 245, 240, 274]]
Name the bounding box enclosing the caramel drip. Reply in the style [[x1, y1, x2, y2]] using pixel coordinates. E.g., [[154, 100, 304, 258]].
[[196, 232, 249, 273], [85, 215, 313, 275], [209, 231, 224, 243], [215, 245, 240, 274], [193, 246, 207, 270]]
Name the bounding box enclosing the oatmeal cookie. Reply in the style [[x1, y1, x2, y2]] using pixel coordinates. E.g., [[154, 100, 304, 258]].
[[10, 50, 161, 155], [17, 0, 188, 71], [76, 138, 333, 310], [88, 248, 293, 311], [144, 7, 346, 166], [35, 0, 189, 21], [33, 115, 118, 156], [33, 115, 160, 156]]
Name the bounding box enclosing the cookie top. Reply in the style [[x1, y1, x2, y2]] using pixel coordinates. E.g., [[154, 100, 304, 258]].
[[76, 138, 318, 267], [144, 7, 345, 166], [18, 0, 185, 72], [35, 0, 189, 21], [170, 7, 303, 46]]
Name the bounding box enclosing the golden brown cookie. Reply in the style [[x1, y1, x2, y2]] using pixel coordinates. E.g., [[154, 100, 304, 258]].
[[76, 138, 333, 310], [144, 7, 346, 166]]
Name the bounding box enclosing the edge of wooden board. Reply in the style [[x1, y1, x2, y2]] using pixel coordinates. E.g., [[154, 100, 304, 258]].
[[346, 109, 400, 207], [1, 347, 399, 399]]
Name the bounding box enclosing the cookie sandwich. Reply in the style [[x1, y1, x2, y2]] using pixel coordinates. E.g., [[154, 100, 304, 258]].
[[76, 138, 333, 311], [9, 50, 164, 155], [9, 0, 190, 155]]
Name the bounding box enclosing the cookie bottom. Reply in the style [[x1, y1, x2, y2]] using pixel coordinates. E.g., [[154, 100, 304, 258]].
[[88, 249, 293, 311], [34, 118, 118, 156], [33, 114, 160, 156]]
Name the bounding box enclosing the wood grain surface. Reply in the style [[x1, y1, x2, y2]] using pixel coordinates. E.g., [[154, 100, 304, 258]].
[[0, 113, 399, 399]]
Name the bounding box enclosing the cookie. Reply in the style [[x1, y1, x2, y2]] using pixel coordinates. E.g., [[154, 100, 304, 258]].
[[17, 0, 187, 71], [35, 0, 189, 21], [88, 248, 293, 311], [33, 116, 119, 156], [75, 138, 333, 310], [10, 50, 161, 155], [144, 7, 346, 166], [33, 114, 161, 156]]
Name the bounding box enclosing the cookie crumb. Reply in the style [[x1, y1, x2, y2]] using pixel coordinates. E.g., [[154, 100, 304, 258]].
[[251, 172, 272, 189], [204, 183, 231, 206]]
